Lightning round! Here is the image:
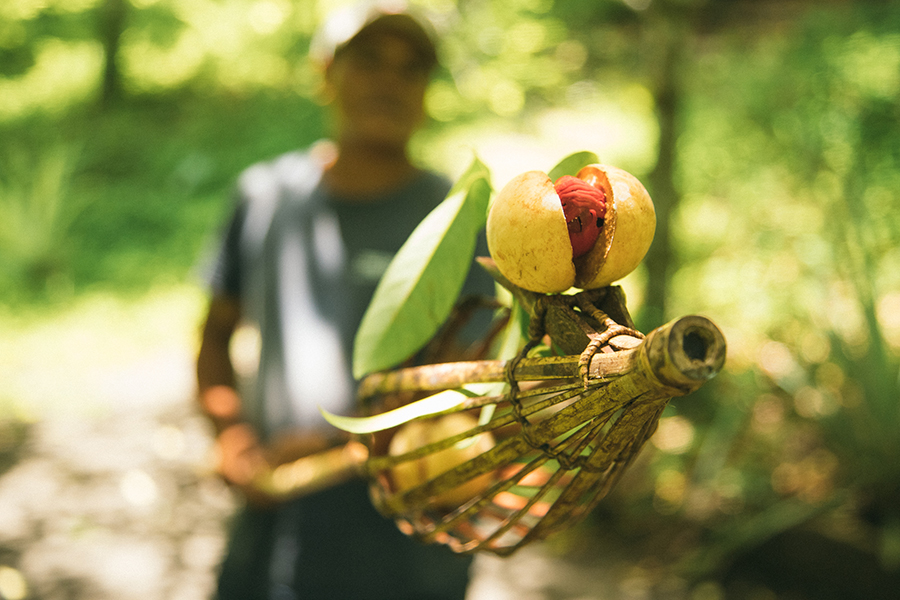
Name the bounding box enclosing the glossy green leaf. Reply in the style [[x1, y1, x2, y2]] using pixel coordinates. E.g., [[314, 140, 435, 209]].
[[494, 298, 530, 361], [352, 157, 492, 378], [320, 389, 474, 434], [547, 150, 600, 182]]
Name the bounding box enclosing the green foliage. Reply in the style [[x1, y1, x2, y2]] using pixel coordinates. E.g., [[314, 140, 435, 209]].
[[353, 156, 492, 378], [639, 4, 900, 576], [0, 91, 326, 308], [674, 3, 900, 478], [0, 142, 84, 294]]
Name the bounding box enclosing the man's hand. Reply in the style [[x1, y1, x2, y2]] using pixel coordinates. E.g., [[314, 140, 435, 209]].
[[215, 423, 365, 505], [265, 429, 350, 467], [214, 422, 277, 506]]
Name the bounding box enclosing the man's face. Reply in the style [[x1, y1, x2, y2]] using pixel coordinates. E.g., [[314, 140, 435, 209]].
[[325, 31, 431, 148]]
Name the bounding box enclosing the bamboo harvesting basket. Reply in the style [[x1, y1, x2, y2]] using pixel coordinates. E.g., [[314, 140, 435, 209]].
[[353, 278, 726, 556]]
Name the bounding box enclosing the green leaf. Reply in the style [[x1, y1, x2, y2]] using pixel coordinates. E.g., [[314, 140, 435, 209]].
[[352, 157, 493, 378], [474, 299, 530, 428], [448, 153, 492, 201], [547, 150, 600, 182], [320, 389, 474, 434], [494, 298, 530, 361]]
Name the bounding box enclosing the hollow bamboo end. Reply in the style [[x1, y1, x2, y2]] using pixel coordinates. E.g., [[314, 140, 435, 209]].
[[643, 315, 727, 392]]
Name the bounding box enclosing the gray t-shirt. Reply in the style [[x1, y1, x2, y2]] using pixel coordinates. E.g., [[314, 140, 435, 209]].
[[211, 150, 490, 439]]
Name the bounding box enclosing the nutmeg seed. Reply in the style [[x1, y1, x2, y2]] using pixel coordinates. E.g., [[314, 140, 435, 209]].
[[555, 175, 607, 259]]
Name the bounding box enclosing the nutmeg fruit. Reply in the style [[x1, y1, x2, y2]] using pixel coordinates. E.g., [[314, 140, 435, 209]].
[[486, 164, 656, 293], [388, 412, 495, 508]]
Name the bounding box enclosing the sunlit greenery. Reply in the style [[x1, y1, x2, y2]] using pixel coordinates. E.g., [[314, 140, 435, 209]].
[[2, 0, 899, 594]]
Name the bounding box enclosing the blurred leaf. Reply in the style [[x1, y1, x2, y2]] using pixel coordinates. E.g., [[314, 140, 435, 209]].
[[321, 389, 474, 434], [677, 493, 848, 579], [547, 150, 600, 182], [494, 299, 530, 361], [0, 143, 83, 286], [352, 157, 492, 378]]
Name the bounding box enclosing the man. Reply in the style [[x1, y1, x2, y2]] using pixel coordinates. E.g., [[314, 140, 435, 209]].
[[196, 3, 487, 599]]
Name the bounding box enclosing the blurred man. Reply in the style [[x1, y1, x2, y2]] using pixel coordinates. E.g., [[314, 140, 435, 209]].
[[196, 3, 485, 599]]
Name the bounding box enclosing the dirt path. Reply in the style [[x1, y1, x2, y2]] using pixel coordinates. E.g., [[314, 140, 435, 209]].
[[0, 402, 678, 600], [0, 385, 641, 600], [0, 405, 233, 600]]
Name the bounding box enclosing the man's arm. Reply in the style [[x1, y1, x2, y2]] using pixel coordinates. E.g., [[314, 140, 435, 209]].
[[196, 294, 274, 503], [196, 295, 357, 502], [197, 294, 243, 432]]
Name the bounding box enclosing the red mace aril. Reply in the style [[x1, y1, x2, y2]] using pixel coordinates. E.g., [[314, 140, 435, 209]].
[[486, 163, 656, 294], [554, 175, 607, 258]]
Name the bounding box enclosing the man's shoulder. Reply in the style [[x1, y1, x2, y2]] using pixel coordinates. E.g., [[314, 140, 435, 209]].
[[236, 143, 332, 205]]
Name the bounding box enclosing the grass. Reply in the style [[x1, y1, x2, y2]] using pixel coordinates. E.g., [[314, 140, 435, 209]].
[[0, 91, 327, 311]]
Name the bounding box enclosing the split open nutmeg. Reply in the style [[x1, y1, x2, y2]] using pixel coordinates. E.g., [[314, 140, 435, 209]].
[[486, 164, 656, 294]]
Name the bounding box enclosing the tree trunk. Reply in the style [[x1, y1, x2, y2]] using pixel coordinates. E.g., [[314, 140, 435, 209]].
[[642, 9, 689, 331], [99, 0, 127, 107]]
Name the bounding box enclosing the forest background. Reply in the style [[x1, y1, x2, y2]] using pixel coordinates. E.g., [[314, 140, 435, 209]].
[[1, 0, 899, 598]]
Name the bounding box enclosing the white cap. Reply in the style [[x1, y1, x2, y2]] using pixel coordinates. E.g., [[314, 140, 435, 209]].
[[309, 1, 438, 70]]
